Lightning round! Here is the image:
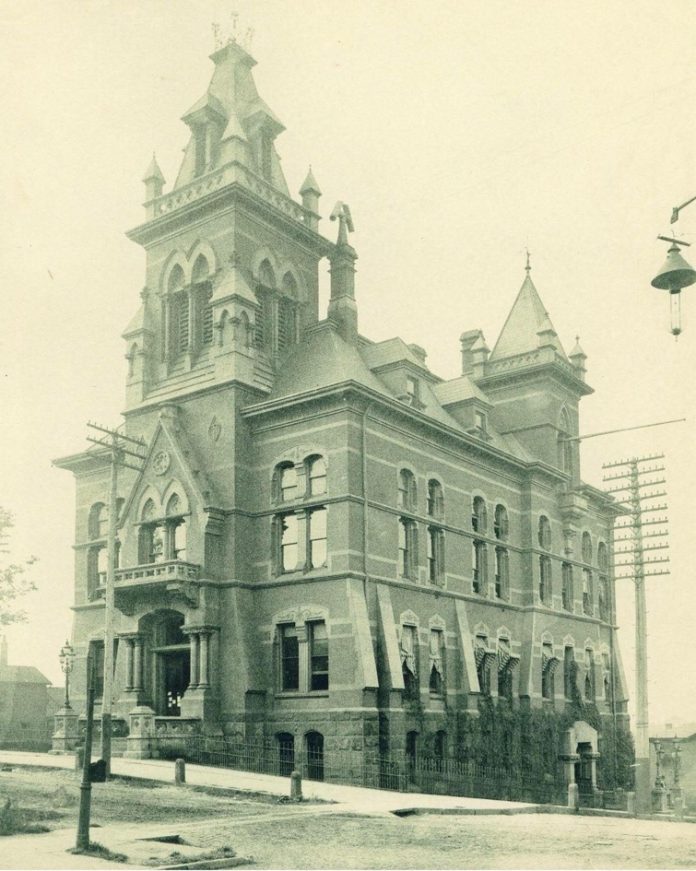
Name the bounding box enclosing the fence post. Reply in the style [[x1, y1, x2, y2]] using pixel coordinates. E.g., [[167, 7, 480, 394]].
[[290, 769, 302, 801], [567, 782, 579, 811], [174, 758, 186, 786]]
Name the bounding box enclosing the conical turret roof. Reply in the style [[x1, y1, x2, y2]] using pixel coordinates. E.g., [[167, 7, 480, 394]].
[[490, 270, 567, 361]]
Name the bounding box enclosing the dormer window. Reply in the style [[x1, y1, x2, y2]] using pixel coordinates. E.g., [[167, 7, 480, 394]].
[[406, 376, 418, 402]]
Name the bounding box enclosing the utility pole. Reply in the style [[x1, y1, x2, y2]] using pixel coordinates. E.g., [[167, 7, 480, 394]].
[[603, 453, 670, 812], [86, 423, 145, 776]]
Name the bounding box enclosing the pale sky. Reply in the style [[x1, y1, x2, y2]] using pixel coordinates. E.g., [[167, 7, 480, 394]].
[[1, 0, 695, 730]]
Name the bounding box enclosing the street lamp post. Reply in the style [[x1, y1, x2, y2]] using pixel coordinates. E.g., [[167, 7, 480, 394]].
[[59, 640, 75, 710]]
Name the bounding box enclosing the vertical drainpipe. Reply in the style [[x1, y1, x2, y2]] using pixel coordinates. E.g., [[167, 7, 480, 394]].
[[362, 400, 374, 603]]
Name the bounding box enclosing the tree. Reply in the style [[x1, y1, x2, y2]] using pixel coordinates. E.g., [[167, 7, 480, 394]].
[[0, 508, 37, 625]]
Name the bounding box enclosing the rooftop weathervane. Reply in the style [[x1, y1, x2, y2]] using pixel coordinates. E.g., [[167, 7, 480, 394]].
[[212, 12, 254, 51]]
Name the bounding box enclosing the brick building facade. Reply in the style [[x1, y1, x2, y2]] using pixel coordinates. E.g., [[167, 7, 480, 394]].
[[55, 40, 631, 793]]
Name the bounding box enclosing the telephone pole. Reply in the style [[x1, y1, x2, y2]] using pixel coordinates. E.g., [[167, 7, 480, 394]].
[[603, 453, 670, 812], [86, 423, 145, 775]]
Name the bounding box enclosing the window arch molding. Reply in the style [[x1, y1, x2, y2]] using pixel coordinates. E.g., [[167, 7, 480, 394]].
[[186, 239, 218, 277], [136, 486, 162, 521], [161, 479, 190, 517], [471, 492, 488, 533], [397, 467, 418, 512], [250, 247, 281, 285], [276, 260, 307, 304], [493, 503, 509, 540], [426, 476, 445, 519], [160, 250, 189, 294]]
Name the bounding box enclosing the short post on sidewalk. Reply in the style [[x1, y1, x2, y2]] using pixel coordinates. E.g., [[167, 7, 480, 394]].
[[290, 769, 302, 801], [174, 758, 186, 786]]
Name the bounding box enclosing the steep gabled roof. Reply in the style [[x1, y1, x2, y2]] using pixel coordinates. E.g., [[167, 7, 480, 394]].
[[0, 665, 50, 685], [490, 272, 567, 361]]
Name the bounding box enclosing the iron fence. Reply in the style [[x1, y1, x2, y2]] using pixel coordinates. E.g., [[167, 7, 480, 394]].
[[0, 728, 52, 753], [153, 733, 567, 803]]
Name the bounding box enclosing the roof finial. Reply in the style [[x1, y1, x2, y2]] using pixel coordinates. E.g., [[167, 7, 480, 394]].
[[525, 249, 531, 274], [330, 201, 354, 246]]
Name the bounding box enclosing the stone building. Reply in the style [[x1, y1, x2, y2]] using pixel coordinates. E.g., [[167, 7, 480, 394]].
[[55, 40, 631, 793]]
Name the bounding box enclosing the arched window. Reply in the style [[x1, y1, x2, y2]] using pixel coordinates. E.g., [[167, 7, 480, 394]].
[[493, 504, 508, 540], [138, 498, 163, 564], [539, 555, 552, 604], [166, 494, 187, 561], [277, 732, 295, 777], [564, 646, 576, 699], [562, 563, 574, 611], [597, 542, 608, 572], [307, 455, 327, 497], [538, 516, 551, 550], [400, 625, 419, 701], [581, 531, 592, 564], [255, 260, 276, 350], [427, 480, 444, 518], [278, 273, 298, 352], [168, 264, 189, 357], [584, 649, 595, 701], [275, 462, 298, 502], [398, 469, 417, 512], [428, 628, 444, 696], [88, 503, 107, 540], [472, 497, 487, 533], [306, 731, 324, 781], [495, 546, 509, 600], [192, 256, 213, 348]]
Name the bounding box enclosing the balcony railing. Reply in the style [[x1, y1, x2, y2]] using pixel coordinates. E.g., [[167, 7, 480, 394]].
[[115, 560, 201, 584]]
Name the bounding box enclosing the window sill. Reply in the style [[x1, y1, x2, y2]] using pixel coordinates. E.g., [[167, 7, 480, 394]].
[[275, 691, 329, 700], [276, 565, 328, 579]]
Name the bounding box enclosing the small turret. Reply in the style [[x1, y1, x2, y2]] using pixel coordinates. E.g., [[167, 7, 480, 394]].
[[142, 154, 165, 217], [536, 315, 559, 350], [300, 167, 322, 231], [328, 202, 358, 343], [569, 336, 587, 380]]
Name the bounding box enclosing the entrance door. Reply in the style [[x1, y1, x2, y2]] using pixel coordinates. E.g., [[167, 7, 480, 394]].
[[575, 741, 593, 795], [161, 649, 190, 716]]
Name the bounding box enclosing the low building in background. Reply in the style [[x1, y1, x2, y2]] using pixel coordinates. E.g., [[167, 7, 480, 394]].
[[0, 636, 54, 751]]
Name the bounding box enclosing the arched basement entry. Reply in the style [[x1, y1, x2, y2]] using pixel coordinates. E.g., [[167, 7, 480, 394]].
[[139, 610, 190, 716], [276, 732, 295, 777], [561, 720, 600, 798], [305, 731, 324, 781]]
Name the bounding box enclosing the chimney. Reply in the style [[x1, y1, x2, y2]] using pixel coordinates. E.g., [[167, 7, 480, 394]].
[[328, 202, 358, 343], [460, 330, 483, 375]]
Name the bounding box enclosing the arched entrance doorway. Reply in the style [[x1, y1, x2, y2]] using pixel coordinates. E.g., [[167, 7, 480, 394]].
[[140, 610, 190, 716], [305, 731, 324, 781]]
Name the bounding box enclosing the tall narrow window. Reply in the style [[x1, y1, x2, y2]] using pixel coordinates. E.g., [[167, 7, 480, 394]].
[[472, 540, 487, 595], [598, 576, 609, 622], [308, 509, 327, 569], [539, 556, 552, 604], [581, 531, 593, 564], [541, 642, 557, 700], [279, 514, 299, 572], [398, 519, 417, 580], [280, 625, 299, 691], [584, 649, 595, 701], [307, 456, 327, 497], [427, 480, 444, 519], [309, 621, 329, 691], [564, 646, 576, 700], [428, 629, 444, 696], [472, 497, 487, 533], [582, 568, 593, 616], [603, 652, 612, 703], [493, 504, 509, 540], [398, 469, 417, 511], [495, 546, 509, 600], [87, 502, 108, 598], [277, 296, 297, 352], [199, 282, 214, 346], [497, 638, 514, 702], [427, 526, 445, 584], [400, 625, 419, 700], [172, 290, 190, 355], [562, 562, 573, 611], [538, 515, 552, 550], [275, 463, 298, 502], [475, 637, 491, 696]]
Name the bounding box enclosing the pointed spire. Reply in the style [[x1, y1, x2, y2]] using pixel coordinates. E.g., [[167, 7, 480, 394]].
[[300, 166, 322, 196], [142, 153, 165, 184], [569, 335, 587, 380], [490, 256, 567, 361], [142, 154, 165, 215]]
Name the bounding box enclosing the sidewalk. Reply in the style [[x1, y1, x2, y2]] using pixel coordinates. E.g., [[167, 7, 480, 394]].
[[0, 750, 538, 815], [0, 750, 544, 870]]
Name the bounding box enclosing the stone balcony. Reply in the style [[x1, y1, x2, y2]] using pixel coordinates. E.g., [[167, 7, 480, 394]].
[[114, 560, 202, 609]]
